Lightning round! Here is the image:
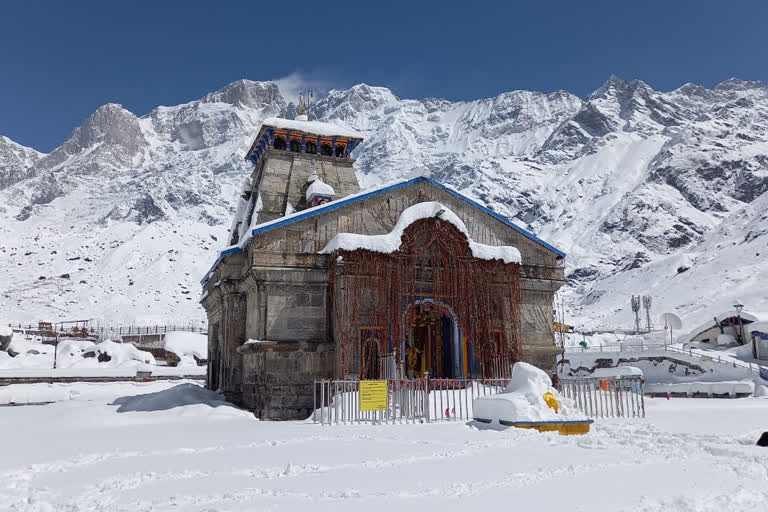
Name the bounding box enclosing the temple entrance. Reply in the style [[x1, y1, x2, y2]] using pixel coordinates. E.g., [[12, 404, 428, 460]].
[[328, 215, 523, 380], [405, 302, 460, 378], [360, 336, 381, 380]]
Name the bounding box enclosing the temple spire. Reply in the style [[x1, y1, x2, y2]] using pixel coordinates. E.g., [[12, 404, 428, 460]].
[[296, 92, 308, 120]]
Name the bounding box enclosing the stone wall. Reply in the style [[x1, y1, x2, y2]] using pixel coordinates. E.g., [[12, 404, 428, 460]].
[[239, 340, 335, 420], [253, 150, 360, 223]]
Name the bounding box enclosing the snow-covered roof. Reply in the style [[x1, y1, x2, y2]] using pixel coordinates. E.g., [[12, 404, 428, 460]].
[[201, 177, 566, 284], [260, 117, 363, 139], [681, 310, 762, 343], [320, 202, 522, 264], [306, 179, 335, 201]]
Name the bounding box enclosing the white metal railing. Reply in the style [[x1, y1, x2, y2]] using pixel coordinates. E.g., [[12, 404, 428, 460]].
[[313, 375, 646, 425], [567, 343, 764, 376], [559, 376, 645, 419], [313, 377, 508, 425]]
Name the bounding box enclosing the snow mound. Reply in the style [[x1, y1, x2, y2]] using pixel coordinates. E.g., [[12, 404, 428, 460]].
[[83, 339, 155, 366], [110, 383, 237, 413], [474, 362, 587, 423], [164, 331, 207, 360], [305, 178, 335, 200], [0, 323, 12, 337], [321, 201, 522, 264]]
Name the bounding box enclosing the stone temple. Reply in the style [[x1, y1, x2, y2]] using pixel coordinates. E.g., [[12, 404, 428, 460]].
[[200, 112, 566, 420]]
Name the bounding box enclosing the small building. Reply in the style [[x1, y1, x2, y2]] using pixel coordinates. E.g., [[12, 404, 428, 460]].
[[685, 310, 758, 346], [200, 112, 567, 420]]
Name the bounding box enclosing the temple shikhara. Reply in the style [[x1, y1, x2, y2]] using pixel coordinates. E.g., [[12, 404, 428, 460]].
[[200, 107, 566, 420]]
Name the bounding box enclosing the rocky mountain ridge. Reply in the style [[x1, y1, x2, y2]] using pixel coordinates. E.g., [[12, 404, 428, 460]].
[[1, 76, 767, 330]]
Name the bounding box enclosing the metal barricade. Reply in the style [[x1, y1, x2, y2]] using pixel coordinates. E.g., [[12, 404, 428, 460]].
[[313, 375, 645, 425], [558, 376, 645, 419], [313, 377, 509, 425]]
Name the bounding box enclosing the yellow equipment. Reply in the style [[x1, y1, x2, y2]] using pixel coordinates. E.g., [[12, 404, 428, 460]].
[[543, 392, 560, 413]]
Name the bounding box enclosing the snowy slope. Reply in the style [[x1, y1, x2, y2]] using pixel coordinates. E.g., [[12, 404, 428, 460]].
[[1, 77, 768, 331]]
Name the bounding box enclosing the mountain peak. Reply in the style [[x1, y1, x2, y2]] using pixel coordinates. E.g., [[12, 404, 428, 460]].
[[714, 77, 768, 93], [0, 135, 45, 189], [202, 79, 284, 108]]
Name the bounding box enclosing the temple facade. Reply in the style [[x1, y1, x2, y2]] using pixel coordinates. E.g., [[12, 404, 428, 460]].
[[200, 114, 566, 420]]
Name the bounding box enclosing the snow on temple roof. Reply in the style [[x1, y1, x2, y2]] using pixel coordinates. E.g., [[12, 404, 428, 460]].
[[305, 178, 335, 201], [260, 117, 363, 139], [201, 177, 565, 284], [320, 202, 522, 264]]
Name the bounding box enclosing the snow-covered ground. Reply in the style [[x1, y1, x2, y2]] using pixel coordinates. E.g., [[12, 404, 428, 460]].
[[0, 381, 766, 511]]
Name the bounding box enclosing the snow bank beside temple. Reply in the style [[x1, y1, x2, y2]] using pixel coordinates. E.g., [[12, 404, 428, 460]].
[[320, 202, 522, 264], [164, 331, 207, 360], [82, 340, 156, 366], [473, 362, 587, 423]]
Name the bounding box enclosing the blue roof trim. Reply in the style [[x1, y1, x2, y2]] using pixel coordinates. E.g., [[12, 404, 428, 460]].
[[251, 178, 421, 237], [200, 246, 241, 285], [201, 176, 565, 285], [424, 178, 566, 258], [251, 176, 565, 258]]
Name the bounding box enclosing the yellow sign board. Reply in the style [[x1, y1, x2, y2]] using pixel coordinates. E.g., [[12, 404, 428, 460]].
[[359, 380, 388, 411]]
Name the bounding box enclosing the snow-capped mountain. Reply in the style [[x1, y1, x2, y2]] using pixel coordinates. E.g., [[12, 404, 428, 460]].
[[0, 136, 43, 190], [1, 77, 767, 331]]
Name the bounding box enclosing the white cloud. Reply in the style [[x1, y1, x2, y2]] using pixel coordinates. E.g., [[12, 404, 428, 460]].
[[272, 71, 342, 104]]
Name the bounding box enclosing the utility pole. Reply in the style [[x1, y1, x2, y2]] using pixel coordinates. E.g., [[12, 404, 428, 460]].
[[734, 302, 744, 345], [631, 295, 641, 334], [53, 331, 59, 369]]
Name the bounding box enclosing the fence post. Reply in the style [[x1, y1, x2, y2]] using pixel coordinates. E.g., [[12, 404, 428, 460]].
[[424, 372, 430, 423]]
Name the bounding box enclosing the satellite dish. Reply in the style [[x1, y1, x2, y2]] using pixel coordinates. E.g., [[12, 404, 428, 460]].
[[659, 313, 682, 330]]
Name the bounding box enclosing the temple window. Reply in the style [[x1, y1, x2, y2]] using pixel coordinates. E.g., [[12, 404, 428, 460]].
[[273, 136, 286, 150], [321, 143, 333, 156], [305, 141, 317, 154], [290, 139, 301, 152], [335, 145, 346, 157]]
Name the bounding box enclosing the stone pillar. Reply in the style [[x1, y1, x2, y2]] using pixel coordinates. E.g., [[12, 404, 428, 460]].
[[219, 291, 247, 404]]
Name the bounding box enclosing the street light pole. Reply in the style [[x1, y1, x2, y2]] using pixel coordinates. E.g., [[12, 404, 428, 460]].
[[53, 332, 59, 369], [734, 302, 744, 345]]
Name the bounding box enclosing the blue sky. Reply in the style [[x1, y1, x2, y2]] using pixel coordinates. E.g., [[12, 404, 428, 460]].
[[2, 1, 767, 152]]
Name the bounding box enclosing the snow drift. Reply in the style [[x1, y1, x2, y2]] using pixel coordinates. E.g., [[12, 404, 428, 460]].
[[473, 362, 587, 424]]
